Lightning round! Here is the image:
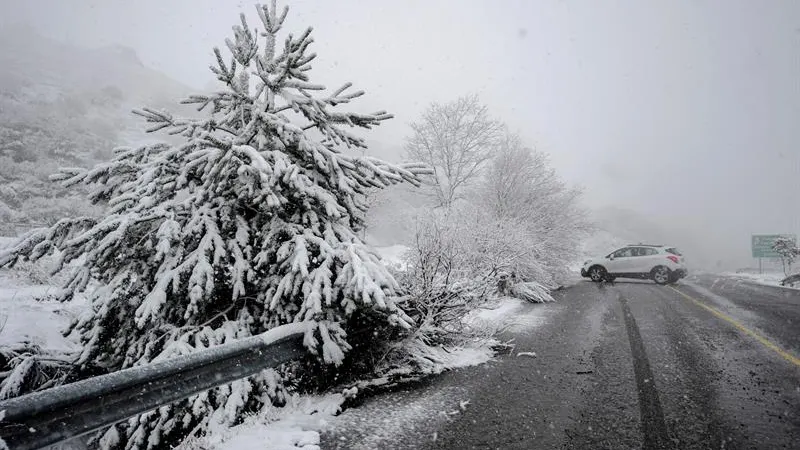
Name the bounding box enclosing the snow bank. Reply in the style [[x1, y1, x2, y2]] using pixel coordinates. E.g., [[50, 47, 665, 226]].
[[325, 385, 469, 450], [396, 296, 550, 375], [463, 296, 549, 334], [197, 393, 348, 450], [0, 271, 84, 351], [722, 271, 799, 290], [319, 297, 555, 448], [0, 236, 88, 351], [199, 296, 550, 449], [427, 345, 494, 369], [389, 338, 497, 377], [200, 343, 492, 449]]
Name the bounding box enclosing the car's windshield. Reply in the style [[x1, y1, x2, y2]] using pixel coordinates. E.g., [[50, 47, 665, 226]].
[[0, 2, 797, 450]]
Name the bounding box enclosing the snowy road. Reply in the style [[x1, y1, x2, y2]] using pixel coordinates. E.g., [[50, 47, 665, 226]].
[[323, 274, 800, 449]]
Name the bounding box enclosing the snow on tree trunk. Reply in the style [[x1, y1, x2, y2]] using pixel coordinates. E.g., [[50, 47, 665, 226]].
[[0, 2, 429, 448]]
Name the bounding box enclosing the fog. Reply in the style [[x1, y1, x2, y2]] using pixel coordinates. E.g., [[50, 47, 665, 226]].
[[2, 0, 799, 270]]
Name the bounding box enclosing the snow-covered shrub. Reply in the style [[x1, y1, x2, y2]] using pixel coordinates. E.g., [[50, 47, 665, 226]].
[[781, 273, 800, 287], [480, 131, 589, 283], [6, 260, 54, 286], [322, 205, 536, 379], [0, 343, 75, 399], [379, 143, 582, 371], [772, 237, 799, 276], [0, 236, 66, 286], [394, 206, 545, 344], [0, 2, 429, 448]]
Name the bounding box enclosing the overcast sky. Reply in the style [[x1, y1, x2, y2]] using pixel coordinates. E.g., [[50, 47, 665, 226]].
[[4, 0, 800, 265]]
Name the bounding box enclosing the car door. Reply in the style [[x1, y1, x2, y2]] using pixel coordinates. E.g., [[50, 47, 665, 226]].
[[639, 247, 660, 272], [622, 247, 647, 273], [628, 247, 653, 273], [607, 247, 634, 274]]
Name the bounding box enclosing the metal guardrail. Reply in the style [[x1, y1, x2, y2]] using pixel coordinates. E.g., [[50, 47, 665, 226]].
[[0, 323, 309, 450]]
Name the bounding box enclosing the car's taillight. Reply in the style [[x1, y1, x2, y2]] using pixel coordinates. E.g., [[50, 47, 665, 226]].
[[667, 255, 679, 264]]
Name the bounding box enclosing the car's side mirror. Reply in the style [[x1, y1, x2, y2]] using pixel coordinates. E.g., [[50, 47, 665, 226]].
[[607, 255, 614, 260]]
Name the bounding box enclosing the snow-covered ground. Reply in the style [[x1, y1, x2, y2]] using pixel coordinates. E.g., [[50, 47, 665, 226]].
[[320, 297, 553, 450], [201, 384, 472, 450], [464, 296, 549, 334], [198, 295, 551, 449], [721, 271, 798, 290], [323, 384, 470, 450], [189, 392, 348, 450], [200, 246, 555, 449], [0, 272, 84, 351], [0, 238, 86, 352]]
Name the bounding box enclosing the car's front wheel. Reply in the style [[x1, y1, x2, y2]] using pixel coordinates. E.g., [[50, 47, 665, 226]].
[[588, 266, 607, 282], [667, 273, 680, 284], [651, 266, 671, 285]]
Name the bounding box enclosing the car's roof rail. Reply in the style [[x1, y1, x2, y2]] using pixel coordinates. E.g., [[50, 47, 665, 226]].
[[627, 243, 664, 247]]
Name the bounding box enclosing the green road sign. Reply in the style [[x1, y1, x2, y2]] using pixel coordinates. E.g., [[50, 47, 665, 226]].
[[751, 234, 796, 258]]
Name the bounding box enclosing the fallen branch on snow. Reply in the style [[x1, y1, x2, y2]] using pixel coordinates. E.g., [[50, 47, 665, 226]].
[[509, 282, 554, 303]]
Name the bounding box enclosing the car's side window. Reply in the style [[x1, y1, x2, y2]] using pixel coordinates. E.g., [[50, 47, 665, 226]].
[[630, 247, 657, 257], [613, 248, 633, 258]]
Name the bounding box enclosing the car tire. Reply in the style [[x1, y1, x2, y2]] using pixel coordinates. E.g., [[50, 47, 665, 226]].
[[588, 265, 607, 282], [667, 273, 679, 284], [651, 266, 671, 285]]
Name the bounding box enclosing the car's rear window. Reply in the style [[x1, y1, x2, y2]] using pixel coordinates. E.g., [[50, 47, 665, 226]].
[[665, 247, 682, 256]]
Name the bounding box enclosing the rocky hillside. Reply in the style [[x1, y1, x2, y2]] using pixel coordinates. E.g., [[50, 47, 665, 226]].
[[0, 24, 193, 233]]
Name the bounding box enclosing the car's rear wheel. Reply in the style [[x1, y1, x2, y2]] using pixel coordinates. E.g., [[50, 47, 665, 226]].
[[588, 266, 606, 282], [651, 266, 671, 285]]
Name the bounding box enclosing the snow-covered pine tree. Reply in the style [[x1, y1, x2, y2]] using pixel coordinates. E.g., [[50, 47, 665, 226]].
[[0, 2, 429, 448]]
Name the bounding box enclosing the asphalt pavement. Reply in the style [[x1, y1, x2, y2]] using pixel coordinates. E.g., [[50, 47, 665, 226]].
[[323, 274, 800, 450]]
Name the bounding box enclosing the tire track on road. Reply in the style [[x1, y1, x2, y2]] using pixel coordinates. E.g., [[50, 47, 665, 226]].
[[618, 293, 671, 450]]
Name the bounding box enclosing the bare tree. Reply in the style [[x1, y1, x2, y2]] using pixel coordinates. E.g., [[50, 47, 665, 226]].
[[405, 95, 503, 208], [481, 131, 590, 278], [484, 132, 559, 218], [772, 237, 799, 276]]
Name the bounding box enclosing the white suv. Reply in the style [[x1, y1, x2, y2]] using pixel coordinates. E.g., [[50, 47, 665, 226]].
[[580, 244, 687, 285]]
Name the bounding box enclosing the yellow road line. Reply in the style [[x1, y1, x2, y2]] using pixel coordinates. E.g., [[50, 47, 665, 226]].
[[668, 286, 800, 368]]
